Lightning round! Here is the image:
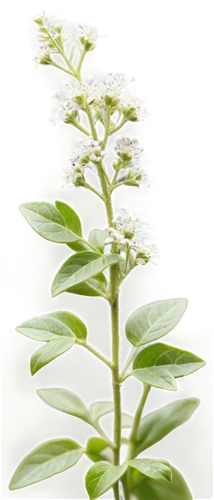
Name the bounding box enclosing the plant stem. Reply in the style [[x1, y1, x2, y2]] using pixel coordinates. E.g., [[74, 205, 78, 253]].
[[93, 420, 115, 450], [109, 117, 127, 136], [72, 121, 91, 136], [120, 346, 138, 379], [102, 105, 111, 149], [77, 340, 112, 368], [84, 183, 104, 201], [77, 47, 86, 74], [127, 383, 151, 460]]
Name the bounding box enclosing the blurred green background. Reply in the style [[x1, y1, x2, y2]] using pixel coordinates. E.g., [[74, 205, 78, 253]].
[[0, 30, 214, 500]]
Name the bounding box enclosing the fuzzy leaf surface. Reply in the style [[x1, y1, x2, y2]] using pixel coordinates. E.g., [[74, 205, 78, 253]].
[[132, 367, 177, 391], [37, 388, 90, 422], [128, 459, 172, 482], [85, 461, 127, 499], [30, 338, 75, 375], [89, 401, 114, 422], [16, 311, 86, 342], [88, 229, 109, 253]]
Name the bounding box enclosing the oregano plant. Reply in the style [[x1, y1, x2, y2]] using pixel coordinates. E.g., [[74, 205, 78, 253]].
[[9, 12, 206, 500]]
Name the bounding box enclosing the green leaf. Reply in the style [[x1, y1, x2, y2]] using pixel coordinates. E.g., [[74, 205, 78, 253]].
[[89, 401, 114, 422], [9, 439, 83, 490], [54, 200, 83, 237], [85, 461, 127, 500], [37, 388, 90, 422], [88, 229, 109, 253], [135, 398, 200, 454], [133, 343, 205, 378], [132, 367, 177, 391], [30, 337, 75, 375], [51, 252, 121, 297], [16, 311, 87, 341], [127, 465, 192, 500], [19, 202, 82, 243], [49, 309, 88, 340], [121, 413, 134, 428], [128, 459, 172, 482], [87, 438, 109, 454], [126, 298, 188, 347]]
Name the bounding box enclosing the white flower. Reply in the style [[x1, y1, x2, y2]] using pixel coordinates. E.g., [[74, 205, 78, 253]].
[[130, 240, 160, 268], [66, 138, 108, 172], [76, 21, 103, 52], [59, 163, 85, 189], [121, 95, 150, 121], [106, 205, 153, 247], [114, 136, 143, 165], [50, 85, 81, 125], [131, 166, 150, 187], [31, 11, 71, 67]]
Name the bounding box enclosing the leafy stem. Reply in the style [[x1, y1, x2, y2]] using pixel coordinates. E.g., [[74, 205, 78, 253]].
[[127, 383, 151, 460], [77, 339, 112, 368]]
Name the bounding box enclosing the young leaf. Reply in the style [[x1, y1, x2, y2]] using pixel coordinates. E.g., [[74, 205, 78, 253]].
[[55, 200, 82, 237], [125, 298, 188, 347], [132, 367, 177, 391], [30, 337, 75, 375], [127, 464, 192, 500], [88, 229, 109, 253], [85, 461, 127, 500], [135, 398, 200, 453], [87, 437, 109, 454], [37, 388, 90, 422], [9, 439, 83, 490], [133, 343, 206, 378], [16, 311, 86, 341], [51, 252, 121, 297], [121, 413, 134, 428], [19, 202, 82, 243], [89, 401, 114, 422], [49, 309, 88, 340], [128, 458, 172, 482]]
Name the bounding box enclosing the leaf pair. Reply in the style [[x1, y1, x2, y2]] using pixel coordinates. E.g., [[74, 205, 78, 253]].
[[127, 465, 192, 500], [16, 311, 87, 375], [85, 458, 187, 499]]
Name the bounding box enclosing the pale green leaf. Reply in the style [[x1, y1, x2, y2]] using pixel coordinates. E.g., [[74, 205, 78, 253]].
[[121, 413, 134, 428], [128, 459, 172, 482], [9, 439, 83, 490], [19, 202, 82, 243], [87, 438, 109, 455], [127, 465, 192, 500], [16, 311, 86, 341], [89, 401, 114, 422], [126, 299, 188, 347], [30, 338, 75, 375], [135, 398, 200, 454], [132, 367, 177, 391], [49, 309, 88, 340], [55, 200, 82, 236], [37, 388, 90, 422], [85, 461, 127, 499], [133, 343, 205, 378], [88, 229, 109, 253], [51, 252, 121, 297]]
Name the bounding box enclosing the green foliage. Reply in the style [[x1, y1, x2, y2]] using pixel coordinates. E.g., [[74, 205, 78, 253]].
[[37, 388, 90, 421], [128, 458, 172, 482], [30, 337, 75, 374], [133, 343, 205, 378], [132, 367, 177, 391], [85, 461, 127, 499], [88, 229, 109, 253], [121, 413, 134, 428], [55, 200, 86, 252], [126, 299, 188, 347], [89, 401, 114, 422], [9, 439, 84, 490], [51, 252, 121, 297], [86, 437, 110, 462], [19, 202, 83, 244], [16, 311, 87, 341]]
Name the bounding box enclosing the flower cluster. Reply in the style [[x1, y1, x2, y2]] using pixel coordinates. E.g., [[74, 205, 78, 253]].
[[78, 23, 99, 52], [31, 11, 71, 68], [50, 73, 148, 125], [61, 139, 105, 187], [113, 136, 150, 188], [108, 207, 159, 265]]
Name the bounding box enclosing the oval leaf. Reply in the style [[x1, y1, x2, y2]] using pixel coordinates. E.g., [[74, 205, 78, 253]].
[[133, 343, 205, 378], [85, 461, 127, 500], [87, 438, 109, 455], [127, 464, 192, 500], [9, 439, 83, 490], [51, 252, 121, 297], [132, 367, 177, 391], [30, 338, 75, 375], [88, 229, 109, 253], [121, 413, 134, 428], [126, 299, 188, 347], [135, 398, 200, 454], [19, 202, 82, 243], [37, 388, 90, 421], [54, 200, 83, 238], [89, 401, 114, 422], [128, 459, 172, 482], [16, 311, 86, 341], [49, 309, 88, 340]]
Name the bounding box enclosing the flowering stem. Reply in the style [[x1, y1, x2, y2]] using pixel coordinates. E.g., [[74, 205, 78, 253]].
[[84, 182, 104, 201], [51, 60, 76, 76], [72, 121, 91, 136], [102, 105, 111, 149], [77, 47, 87, 75], [69, 43, 76, 62], [45, 27, 76, 76], [109, 117, 127, 136], [127, 383, 151, 460]]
